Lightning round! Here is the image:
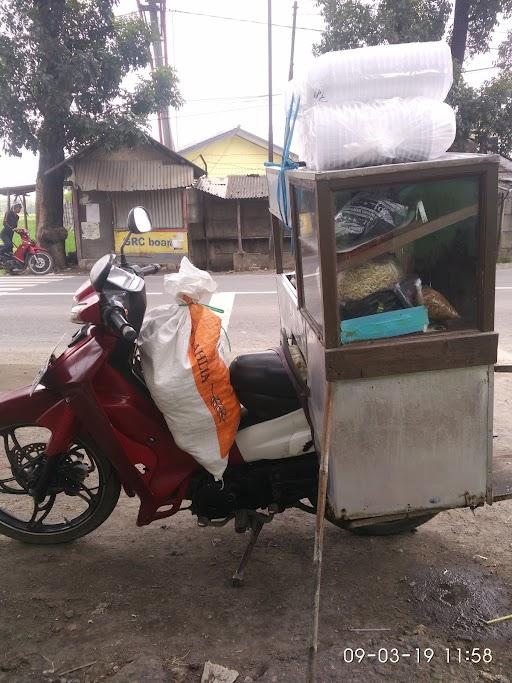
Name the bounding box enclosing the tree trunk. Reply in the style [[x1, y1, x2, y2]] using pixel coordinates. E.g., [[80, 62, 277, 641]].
[[36, 144, 67, 271], [451, 0, 470, 68]]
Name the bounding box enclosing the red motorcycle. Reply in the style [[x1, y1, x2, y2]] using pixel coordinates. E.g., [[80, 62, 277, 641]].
[[0, 228, 54, 275], [0, 208, 319, 583]]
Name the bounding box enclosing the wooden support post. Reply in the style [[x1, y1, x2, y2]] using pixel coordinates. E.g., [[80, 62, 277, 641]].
[[307, 381, 334, 683], [22, 195, 28, 230], [236, 200, 243, 253], [71, 186, 83, 263]]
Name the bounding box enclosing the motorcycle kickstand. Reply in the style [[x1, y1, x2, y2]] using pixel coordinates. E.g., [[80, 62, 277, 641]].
[[231, 518, 264, 588]]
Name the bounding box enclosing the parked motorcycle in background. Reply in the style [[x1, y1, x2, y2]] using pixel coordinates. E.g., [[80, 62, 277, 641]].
[[0, 228, 54, 275]]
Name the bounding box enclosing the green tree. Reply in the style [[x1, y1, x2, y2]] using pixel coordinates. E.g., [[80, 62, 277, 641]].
[[314, 0, 451, 54], [451, 0, 512, 66], [315, 0, 512, 155], [0, 0, 183, 268]]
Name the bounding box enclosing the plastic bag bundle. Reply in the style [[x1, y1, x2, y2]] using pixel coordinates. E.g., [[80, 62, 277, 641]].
[[296, 97, 456, 171], [294, 41, 452, 109], [288, 40, 455, 172], [138, 257, 241, 480], [334, 192, 410, 250]]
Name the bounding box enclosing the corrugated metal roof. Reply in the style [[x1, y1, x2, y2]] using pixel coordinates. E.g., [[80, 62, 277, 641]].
[[71, 160, 194, 192], [112, 190, 183, 229], [195, 175, 268, 199], [44, 135, 205, 179]]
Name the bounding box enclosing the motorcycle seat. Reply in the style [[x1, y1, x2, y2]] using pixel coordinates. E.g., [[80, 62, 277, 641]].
[[230, 350, 301, 428]]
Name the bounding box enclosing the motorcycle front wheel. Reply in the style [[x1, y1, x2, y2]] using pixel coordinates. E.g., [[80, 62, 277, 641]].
[[28, 252, 53, 275], [0, 423, 121, 544]]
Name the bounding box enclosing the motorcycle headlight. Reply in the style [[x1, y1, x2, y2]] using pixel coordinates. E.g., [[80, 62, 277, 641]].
[[70, 303, 87, 324]]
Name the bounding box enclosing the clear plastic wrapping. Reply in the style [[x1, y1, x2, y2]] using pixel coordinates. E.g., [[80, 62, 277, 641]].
[[296, 97, 456, 171], [292, 41, 452, 109]]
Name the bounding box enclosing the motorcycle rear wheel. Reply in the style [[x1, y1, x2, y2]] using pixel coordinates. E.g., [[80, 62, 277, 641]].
[[28, 252, 53, 275], [0, 423, 121, 544]]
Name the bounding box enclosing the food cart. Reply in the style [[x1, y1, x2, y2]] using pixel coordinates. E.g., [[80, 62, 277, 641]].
[[267, 153, 512, 528]]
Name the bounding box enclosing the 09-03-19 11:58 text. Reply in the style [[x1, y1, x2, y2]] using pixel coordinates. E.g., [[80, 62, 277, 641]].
[[341, 647, 493, 665]]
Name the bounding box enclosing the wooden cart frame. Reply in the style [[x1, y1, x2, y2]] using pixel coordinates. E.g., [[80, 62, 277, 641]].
[[268, 153, 512, 511]]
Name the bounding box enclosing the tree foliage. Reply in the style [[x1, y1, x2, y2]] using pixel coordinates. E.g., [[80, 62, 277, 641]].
[[314, 0, 450, 54], [463, 0, 512, 58], [0, 0, 182, 156], [314, 0, 512, 156], [0, 0, 183, 267]]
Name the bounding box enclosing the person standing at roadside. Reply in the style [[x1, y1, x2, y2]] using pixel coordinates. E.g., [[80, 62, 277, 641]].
[[0, 203, 22, 254]]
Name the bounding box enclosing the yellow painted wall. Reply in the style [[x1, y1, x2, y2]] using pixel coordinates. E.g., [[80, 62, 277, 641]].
[[182, 134, 283, 176]]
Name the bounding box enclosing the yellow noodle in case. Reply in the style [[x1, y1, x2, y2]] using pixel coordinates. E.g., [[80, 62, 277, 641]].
[[337, 255, 404, 302]]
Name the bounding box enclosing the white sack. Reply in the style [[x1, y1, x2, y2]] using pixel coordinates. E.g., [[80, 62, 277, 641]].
[[138, 258, 240, 480], [296, 97, 456, 171], [290, 41, 452, 110]]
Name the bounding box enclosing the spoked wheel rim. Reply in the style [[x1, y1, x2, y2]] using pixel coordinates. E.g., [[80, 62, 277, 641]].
[[28, 253, 53, 275], [0, 424, 107, 536]]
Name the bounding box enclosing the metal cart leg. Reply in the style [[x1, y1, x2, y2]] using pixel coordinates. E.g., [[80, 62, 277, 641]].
[[231, 518, 265, 587]]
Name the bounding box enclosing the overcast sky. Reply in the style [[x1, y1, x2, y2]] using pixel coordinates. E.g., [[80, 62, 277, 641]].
[[0, 0, 508, 188]]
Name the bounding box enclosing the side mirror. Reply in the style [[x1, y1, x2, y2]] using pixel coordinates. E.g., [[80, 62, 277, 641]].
[[127, 207, 152, 234], [120, 206, 152, 266]]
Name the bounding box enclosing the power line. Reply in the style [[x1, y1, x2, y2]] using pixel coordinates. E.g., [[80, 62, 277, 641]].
[[148, 101, 270, 120], [186, 93, 283, 102], [168, 8, 323, 32], [463, 65, 502, 73]]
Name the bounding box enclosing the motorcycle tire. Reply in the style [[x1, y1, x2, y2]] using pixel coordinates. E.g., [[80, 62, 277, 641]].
[[0, 424, 121, 544], [28, 252, 53, 275]]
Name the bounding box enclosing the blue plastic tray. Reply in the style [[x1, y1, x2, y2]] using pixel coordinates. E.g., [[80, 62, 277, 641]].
[[341, 306, 429, 344]]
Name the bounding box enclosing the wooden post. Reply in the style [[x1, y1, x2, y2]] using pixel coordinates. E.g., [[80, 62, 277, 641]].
[[22, 195, 28, 230], [71, 186, 83, 263], [236, 200, 243, 253], [307, 381, 334, 683]]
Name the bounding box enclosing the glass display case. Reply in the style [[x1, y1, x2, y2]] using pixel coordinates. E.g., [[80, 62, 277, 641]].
[[269, 153, 499, 381], [268, 153, 503, 523]]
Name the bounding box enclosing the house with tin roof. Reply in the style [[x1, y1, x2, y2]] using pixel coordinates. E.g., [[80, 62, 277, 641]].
[[46, 136, 203, 268], [181, 128, 296, 270], [179, 126, 296, 176]]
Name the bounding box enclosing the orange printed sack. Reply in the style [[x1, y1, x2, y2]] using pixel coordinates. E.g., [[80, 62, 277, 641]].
[[139, 258, 240, 480]]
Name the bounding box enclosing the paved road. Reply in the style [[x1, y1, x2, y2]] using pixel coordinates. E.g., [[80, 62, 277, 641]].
[[0, 271, 280, 364], [2, 266, 512, 363]]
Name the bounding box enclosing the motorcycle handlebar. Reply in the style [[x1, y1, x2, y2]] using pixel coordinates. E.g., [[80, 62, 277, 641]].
[[138, 263, 161, 276], [107, 307, 137, 342]]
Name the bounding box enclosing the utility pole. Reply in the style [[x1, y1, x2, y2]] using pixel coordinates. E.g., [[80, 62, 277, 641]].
[[288, 1, 298, 81], [139, 0, 174, 150], [267, 0, 273, 163]]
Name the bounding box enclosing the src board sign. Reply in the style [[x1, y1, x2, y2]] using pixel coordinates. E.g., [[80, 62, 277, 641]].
[[114, 229, 188, 255]]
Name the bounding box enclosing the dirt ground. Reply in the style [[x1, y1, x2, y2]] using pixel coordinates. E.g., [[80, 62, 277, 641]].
[[0, 364, 512, 683]]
